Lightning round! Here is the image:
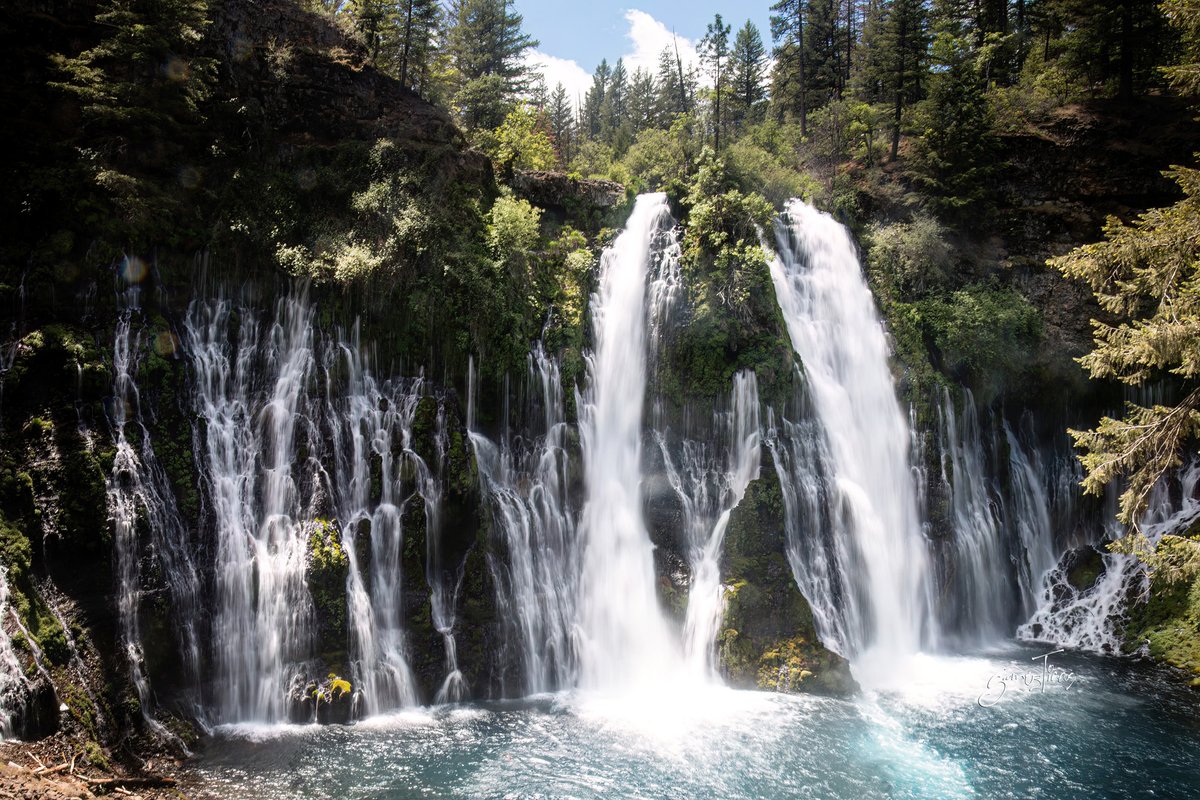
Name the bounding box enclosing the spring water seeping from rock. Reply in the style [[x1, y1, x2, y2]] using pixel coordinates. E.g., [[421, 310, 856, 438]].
[[105, 290, 204, 728], [768, 200, 936, 672], [655, 372, 761, 679], [470, 345, 578, 696], [186, 291, 319, 722]]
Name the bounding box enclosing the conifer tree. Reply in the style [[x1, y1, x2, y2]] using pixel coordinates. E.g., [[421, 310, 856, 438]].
[[771, 0, 809, 134], [730, 20, 769, 127], [700, 14, 732, 151], [445, 0, 537, 129]]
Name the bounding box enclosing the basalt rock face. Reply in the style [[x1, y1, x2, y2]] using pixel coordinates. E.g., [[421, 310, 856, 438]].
[[718, 460, 856, 697], [511, 171, 626, 214]]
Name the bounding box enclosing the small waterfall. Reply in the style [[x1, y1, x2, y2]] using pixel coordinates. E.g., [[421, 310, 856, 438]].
[[576, 192, 682, 691], [1019, 462, 1200, 651], [105, 292, 203, 725], [765, 404, 849, 650], [425, 404, 466, 704], [472, 345, 578, 696], [0, 567, 28, 739], [1003, 420, 1058, 617], [186, 292, 317, 722], [658, 371, 761, 678], [324, 336, 420, 713], [769, 200, 935, 668], [934, 389, 1011, 640]]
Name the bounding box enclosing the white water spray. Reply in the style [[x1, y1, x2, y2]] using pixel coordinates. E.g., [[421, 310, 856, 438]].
[[769, 200, 935, 672]]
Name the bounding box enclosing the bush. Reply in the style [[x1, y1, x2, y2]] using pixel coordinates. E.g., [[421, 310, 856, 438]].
[[864, 215, 954, 301], [488, 195, 542, 262]]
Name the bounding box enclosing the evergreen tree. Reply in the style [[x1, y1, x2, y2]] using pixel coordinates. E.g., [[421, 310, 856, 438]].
[[609, 58, 629, 131], [547, 82, 575, 165], [771, 0, 809, 134], [856, 0, 929, 160], [655, 44, 693, 122], [700, 14, 732, 150], [582, 59, 610, 139], [1052, 0, 1200, 536], [806, 0, 845, 104], [730, 20, 769, 127], [627, 67, 659, 133], [51, 0, 215, 241], [446, 0, 537, 129]]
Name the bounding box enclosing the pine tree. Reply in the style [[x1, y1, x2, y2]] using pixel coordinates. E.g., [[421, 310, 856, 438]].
[[445, 0, 538, 129], [547, 82, 575, 165], [771, 0, 809, 134], [655, 44, 692, 122], [1051, 0, 1200, 535], [806, 0, 845, 104], [856, 0, 929, 160], [730, 21, 769, 127], [582, 59, 610, 139], [700, 14, 732, 151], [627, 67, 658, 133]]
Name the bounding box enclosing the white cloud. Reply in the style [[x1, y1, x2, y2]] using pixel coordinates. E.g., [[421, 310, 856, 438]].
[[526, 9, 709, 111], [621, 9, 700, 78], [525, 50, 592, 110]]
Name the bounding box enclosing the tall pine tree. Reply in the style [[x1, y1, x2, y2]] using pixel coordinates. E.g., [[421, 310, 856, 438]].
[[731, 20, 769, 127], [446, 0, 537, 129]]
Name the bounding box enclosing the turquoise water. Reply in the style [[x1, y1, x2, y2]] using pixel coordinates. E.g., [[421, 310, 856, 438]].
[[188, 645, 1200, 799]]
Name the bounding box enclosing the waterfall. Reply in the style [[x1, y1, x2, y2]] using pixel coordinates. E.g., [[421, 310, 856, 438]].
[[657, 372, 761, 678], [0, 567, 28, 739], [324, 335, 420, 713], [106, 292, 204, 726], [933, 389, 1012, 640], [471, 345, 578, 696], [1004, 420, 1059, 618], [186, 292, 318, 722], [576, 192, 682, 691], [1019, 461, 1200, 651], [768, 200, 935, 669]]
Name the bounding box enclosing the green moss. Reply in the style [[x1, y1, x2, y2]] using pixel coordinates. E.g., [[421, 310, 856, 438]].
[[1068, 550, 1104, 592], [719, 466, 856, 695], [1124, 572, 1200, 679], [307, 518, 349, 658]]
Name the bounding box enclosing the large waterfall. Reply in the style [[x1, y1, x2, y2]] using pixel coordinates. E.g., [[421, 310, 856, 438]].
[[768, 200, 935, 669], [576, 192, 683, 691], [54, 196, 1196, 735]]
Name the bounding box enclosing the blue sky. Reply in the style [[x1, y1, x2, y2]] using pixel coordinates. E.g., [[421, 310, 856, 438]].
[[516, 2, 775, 106]]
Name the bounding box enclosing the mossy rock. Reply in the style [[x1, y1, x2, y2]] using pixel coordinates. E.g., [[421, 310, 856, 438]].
[[1124, 572, 1200, 681], [718, 460, 857, 697]]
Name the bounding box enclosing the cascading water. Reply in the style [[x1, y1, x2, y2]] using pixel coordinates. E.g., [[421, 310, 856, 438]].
[[933, 389, 1012, 640], [186, 292, 318, 722], [324, 335, 420, 713], [1019, 461, 1200, 651], [471, 346, 578, 696], [0, 567, 28, 739], [656, 372, 761, 678], [769, 199, 935, 669], [576, 192, 682, 691], [105, 291, 203, 726]]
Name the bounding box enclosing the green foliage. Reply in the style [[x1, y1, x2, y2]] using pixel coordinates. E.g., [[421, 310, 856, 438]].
[[621, 129, 690, 193], [488, 195, 542, 262], [911, 284, 1042, 400], [913, 33, 999, 213], [725, 138, 820, 209], [1124, 565, 1200, 681], [446, 0, 537, 129], [1053, 164, 1200, 524], [865, 214, 954, 301], [492, 105, 557, 172]]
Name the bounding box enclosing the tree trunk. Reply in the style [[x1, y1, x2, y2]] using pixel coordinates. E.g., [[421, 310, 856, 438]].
[[1118, 0, 1134, 102], [400, 1, 415, 89], [798, 5, 808, 136], [890, 11, 906, 161]]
